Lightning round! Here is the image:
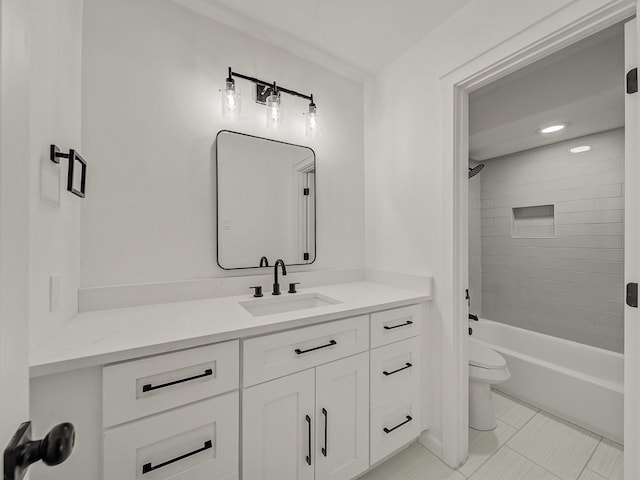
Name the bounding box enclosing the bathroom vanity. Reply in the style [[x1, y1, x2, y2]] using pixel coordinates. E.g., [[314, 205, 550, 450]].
[[29, 281, 430, 479]]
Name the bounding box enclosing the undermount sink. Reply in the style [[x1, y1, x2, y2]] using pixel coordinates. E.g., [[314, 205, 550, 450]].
[[240, 292, 341, 317]]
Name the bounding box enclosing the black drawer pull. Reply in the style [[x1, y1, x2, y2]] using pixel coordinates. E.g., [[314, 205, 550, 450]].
[[295, 340, 337, 355], [142, 440, 212, 474], [383, 320, 413, 330], [142, 368, 213, 392], [383, 362, 413, 376], [305, 415, 312, 466], [383, 415, 413, 434]]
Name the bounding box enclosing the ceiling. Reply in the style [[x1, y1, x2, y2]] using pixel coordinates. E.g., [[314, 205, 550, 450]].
[[172, 0, 474, 81], [469, 23, 625, 161]]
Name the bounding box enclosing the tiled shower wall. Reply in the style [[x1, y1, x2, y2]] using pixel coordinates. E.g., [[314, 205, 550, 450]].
[[479, 128, 624, 353]]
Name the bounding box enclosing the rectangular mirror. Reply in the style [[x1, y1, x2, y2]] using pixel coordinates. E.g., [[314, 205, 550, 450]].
[[216, 130, 316, 270]]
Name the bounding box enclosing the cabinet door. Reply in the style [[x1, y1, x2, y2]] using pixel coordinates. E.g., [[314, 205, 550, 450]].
[[315, 353, 369, 480], [243, 369, 315, 480]]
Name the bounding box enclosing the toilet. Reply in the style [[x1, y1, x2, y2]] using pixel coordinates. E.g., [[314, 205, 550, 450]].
[[468, 338, 510, 430]]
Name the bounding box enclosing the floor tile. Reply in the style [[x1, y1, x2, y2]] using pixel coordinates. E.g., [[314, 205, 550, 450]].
[[492, 389, 538, 429], [586, 439, 623, 480], [467, 446, 561, 480], [578, 469, 607, 480], [358, 442, 465, 480], [459, 419, 517, 477], [507, 412, 600, 480]]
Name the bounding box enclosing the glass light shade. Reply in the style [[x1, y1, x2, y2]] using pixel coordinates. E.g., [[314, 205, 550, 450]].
[[221, 80, 241, 120], [265, 93, 282, 129], [305, 104, 320, 138]]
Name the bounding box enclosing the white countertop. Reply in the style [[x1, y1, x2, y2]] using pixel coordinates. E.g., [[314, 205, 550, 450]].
[[30, 281, 431, 377]]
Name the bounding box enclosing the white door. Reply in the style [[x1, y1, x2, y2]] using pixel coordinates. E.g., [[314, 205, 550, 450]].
[[315, 353, 369, 480], [0, 0, 31, 462], [243, 369, 315, 480], [624, 17, 640, 480]]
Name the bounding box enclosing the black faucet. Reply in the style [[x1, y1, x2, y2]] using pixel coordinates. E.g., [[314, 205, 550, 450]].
[[259, 256, 269, 267], [272, 259, 287, 295]]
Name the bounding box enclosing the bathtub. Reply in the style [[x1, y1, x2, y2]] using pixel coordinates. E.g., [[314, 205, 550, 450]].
[[471, 319, 623, 444]]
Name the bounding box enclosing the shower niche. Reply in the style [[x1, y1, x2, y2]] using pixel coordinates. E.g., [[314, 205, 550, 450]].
[[511, 204, 555, 238]]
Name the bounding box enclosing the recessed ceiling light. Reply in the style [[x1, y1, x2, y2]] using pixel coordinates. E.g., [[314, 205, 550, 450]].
[[538, 123, 569, 134], [569, 145, 591, 154]]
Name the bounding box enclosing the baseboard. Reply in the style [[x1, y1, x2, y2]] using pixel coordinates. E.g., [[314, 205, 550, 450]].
[[418, 429, 442, 460]]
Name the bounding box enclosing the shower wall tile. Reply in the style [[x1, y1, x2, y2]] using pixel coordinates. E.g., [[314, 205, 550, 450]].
[[569, 236, 623, 248], [593, 224, 624, 236], [480, 129, 624, 353], [595, 197, 624, 210], [570, 184, 621, 200]]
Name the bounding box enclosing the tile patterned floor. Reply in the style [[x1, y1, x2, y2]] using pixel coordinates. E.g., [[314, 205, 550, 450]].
[[359, 390, 623, 480]]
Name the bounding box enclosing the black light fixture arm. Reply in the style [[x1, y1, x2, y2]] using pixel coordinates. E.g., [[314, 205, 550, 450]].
[[228, 66, 314, 102]]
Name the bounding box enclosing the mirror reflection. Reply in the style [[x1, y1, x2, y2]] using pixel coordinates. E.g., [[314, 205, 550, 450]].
[[216, 130, 316, 270]]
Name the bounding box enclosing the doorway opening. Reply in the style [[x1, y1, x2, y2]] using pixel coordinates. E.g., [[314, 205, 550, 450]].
[[464, 21, 626, 478], [439, 1, 637, 476]]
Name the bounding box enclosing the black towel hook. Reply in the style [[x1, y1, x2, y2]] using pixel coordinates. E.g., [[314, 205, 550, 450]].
[[50, 144, 87, 198]]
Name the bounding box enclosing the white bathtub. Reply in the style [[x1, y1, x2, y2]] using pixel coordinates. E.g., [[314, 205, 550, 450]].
[[471, 319, 623, 444]]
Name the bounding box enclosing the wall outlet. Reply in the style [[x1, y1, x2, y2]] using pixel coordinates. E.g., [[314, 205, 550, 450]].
[[49, 274, 61, 312]]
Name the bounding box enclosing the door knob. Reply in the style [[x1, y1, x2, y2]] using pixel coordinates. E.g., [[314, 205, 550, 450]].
[[4, 421, 75, 480]]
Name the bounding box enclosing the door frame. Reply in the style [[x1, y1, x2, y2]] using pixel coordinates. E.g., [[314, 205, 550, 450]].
[[440, 0, 636, 470]]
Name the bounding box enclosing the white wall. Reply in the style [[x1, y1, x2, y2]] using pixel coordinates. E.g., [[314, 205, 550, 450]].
[[28, 1, 82, 349], [480, 129, 624, 352], [363, 0, 617, 462], [80, 0, 364, 287]]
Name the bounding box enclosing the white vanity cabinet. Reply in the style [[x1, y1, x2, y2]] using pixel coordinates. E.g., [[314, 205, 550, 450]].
[[368, 305, 422, 464], [242, 317, 371, 480], [30, 292, 428, 480], [103, 392, 239, 480], [102, 340, 240, 480]]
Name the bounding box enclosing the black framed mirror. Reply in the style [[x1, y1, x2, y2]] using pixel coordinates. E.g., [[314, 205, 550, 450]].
[[215, 130, 316, 270]]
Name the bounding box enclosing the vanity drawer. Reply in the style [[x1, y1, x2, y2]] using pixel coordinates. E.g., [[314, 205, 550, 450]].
[[370, 396, 421, 465], [103, 340, 239, 428], [370, 337, 421, 406], [370, 305, 421, 348], [104, 391, 239, 480], [243, 315, 369, 387]]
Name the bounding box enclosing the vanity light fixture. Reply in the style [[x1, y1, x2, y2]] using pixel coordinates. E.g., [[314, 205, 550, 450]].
[[221, 67, 241, 120], [570, 145, 591, 154], [265, 82, 282, 129], [538, 123, 570, 134], [223, 67, 318, 136], [305, 95, 320, 138]]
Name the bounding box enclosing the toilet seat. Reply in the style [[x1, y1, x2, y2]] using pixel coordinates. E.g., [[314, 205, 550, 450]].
[[469, 339, 506, 369]]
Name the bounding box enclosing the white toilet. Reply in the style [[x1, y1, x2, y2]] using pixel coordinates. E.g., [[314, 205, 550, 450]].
[[468, 338, 510, 430]]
